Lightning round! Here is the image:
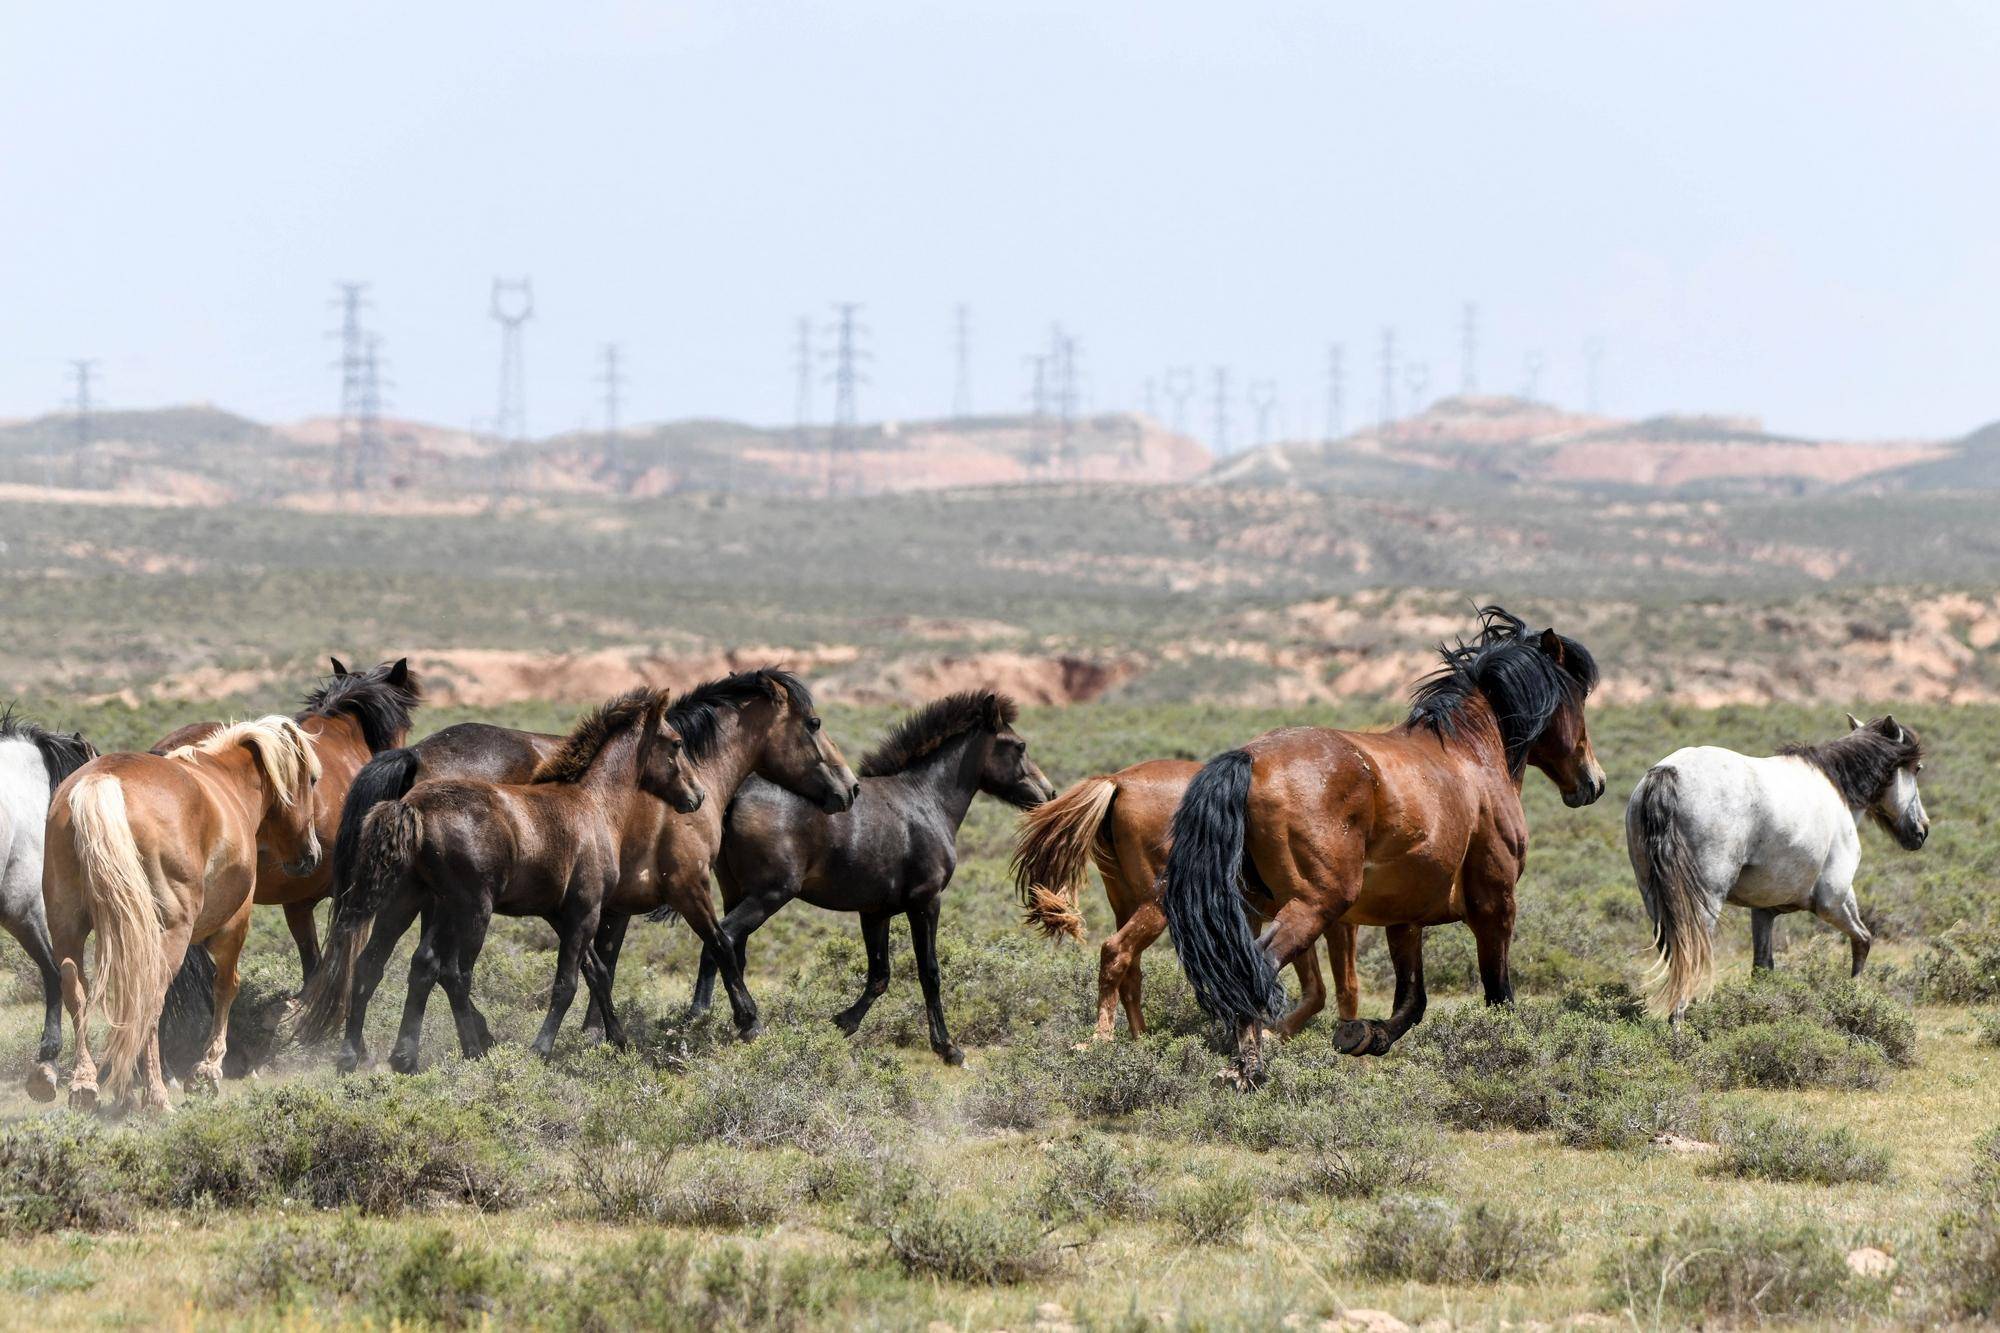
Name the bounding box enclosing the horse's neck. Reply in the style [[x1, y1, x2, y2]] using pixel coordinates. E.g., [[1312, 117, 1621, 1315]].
[[692, 708, 763, 804], [197, 745, 281, 823], [575, 728, 641, 795], [899, 731, 987, 828], [1406, 693, 1511, 777]]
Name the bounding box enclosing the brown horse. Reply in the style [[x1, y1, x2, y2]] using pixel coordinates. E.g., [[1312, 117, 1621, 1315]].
[[1160, 607, 1604, 1068], [295, 689, 705, 1068], [1012, 760, 1359, 1041], [150, 657, 421, 981], [39, 716, 322, 1111]]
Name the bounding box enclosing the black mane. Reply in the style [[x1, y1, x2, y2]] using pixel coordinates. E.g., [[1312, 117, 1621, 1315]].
[[529, 687, 666, 785], [301, 661, 423, 754], [1781, 721, 1923, 810], [860, 690, 1018, 778], [0, 705, 97, 789], [1405, 606, 1599, 776], [667, 667, 814, 764]]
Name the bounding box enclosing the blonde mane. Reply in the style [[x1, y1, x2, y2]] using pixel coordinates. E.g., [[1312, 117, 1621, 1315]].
[[168, 714, 321, 805]]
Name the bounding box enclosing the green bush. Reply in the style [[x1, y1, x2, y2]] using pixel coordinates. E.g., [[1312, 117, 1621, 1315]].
[[228, 1221, 513, 1328], [1697, 1019, 1888, 1091], [1597, 1214, 1877, 1321], [1710, 1110, 1892, 1185], [1932, 1128, 2000, 1319], [963, 1046, 1057, 1131], [876, 1185, 1058, 1284], [1354, 1197, 1562, 1284], [674, 1027, 913, 1153], [1053, 1034, 1207, 1119], [571, 1146, 800, 1228], [1036, 1133, 1162, 1223], [1916, 924, 2000, 1004], [1163, 1175, 1255, 1246], [1692, 970, 1916, 1067], [0, 1118, 133, 1235], [1977, 1011, 2000, 1049]]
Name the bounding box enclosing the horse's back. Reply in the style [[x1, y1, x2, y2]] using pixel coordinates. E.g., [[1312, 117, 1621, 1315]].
[[413, 722, 559, 785], [1632, 747, 1847, 897], [0, 743, 50, 904]]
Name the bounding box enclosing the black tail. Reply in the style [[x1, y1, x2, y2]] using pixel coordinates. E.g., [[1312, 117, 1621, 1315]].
[[291, 800, 423, 1044], [328, 746, 421, 912], [1161, 749, 1283, 1026], [1629, 765, 1714, 1015]]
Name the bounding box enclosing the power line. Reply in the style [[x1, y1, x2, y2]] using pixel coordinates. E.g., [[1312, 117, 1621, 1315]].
[[791, 315, 813, 445], [357, 334, 387, 488], [1210, 365, 1231, 455], [1048, 323, 1078, 474], [951, 303, 971, 418], [1521, 350, 1546, 402], [1163, 365, 1196, 435], [1403, 360, 1431, 419], [1460, 301, 1479, 395], [1323, 343, 1345, 448], [491, 277, 534, 445], [67, 358, 98, 487], [1378, 327, 1397, 430], [596, 342, 627, 486], [329, 281, 371, 491], [1247, 379, 1278, 448], [823, 302, 869, 495]]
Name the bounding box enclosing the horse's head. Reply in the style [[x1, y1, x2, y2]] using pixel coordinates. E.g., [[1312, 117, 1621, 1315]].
[[637, 693, 705, 815], [244, 716, 324, 877], [754, 675, 859, 815], [1847, 713, 1929, 850], [979, 711, 1057, 810], [1524, 627, 1606, 808]]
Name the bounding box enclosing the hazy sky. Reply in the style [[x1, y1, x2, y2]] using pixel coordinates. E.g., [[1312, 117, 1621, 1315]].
[[3, 3, 1995, 444]]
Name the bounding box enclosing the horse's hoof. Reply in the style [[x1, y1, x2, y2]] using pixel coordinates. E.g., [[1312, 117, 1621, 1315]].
[[736, 1020, 763, 1043], [189, 1064, 223, 1096], [830, 1012, 861, 1037], [1366, 1027, 1396, 1057], [68, 1082, 98, 1113], [25, 1063, 58, 1103], [1333, 1019, 1373, 1056], [937, 1044, 965, 1067], [388, 1049, 420, 1076]]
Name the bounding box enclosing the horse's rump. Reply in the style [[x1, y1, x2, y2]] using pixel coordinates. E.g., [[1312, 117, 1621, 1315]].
[[1628, 764, 1716, 1014]]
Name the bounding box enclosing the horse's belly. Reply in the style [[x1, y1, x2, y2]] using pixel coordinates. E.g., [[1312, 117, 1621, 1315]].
[[1344, 860, 1462, 928], [1726, 859, 1815, 910]]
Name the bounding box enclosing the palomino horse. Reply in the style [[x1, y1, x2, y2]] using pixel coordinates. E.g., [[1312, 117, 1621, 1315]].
[[681, 691, 1054, 1064], [1161, 607, 1604, 1067], [1012, 760, 1359, 1042], [299, 668, 856, 1068], [151, 657, 421, 981], [1629, 713, 1929, 1022], [294, 689, 704, 1068], [0, 709, 97, 1101], [39, 716, 321, 1111]]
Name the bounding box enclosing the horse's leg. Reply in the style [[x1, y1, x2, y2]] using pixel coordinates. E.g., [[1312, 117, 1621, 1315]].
[[1329, 922, 1361, 1021], [1365, 924, 1428, 1054], [389, 913, 450, 1074], [135, 916, 195, 1114], [1097, 902, 1162, 1041], [1812, 880, 1872, 978], [577, 918, 627, 1049], [9, 911, 66, 1102], [677, 890, 761, 1040], [580, 912, 628, 1041], [832, 910, 893, 1035], [189, 905, 251, 1093], [282, 899, 321, 983], [1275, 938, 1326, 1037], [337, 891, 422, 1073], [1462, 851, 1519, 1008], [1239, 896, 1335, 1070], [437, 899, 497, 1060], [1750, 907, 1778, 973], [60, 955, 98, 1110], [907, 893, 962, 1065], [529, 903, 591, 1059], [690, 886, 783, 1024]]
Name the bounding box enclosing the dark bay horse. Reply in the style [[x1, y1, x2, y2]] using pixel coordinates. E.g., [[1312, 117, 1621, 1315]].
[[151, 656, 421, 980], [296, 668, 857, 1067], [299, 689, 705, 1069], [1161, 607, 1604, 1067], [1012, 760, 1358, 1042], [682, 691, 1054, 1064], [41, 717, 322, 1111]]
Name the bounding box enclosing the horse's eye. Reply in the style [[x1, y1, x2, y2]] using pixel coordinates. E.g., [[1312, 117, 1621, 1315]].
[[1916, 763, 1924, 773], [806, 716, 822, 733]]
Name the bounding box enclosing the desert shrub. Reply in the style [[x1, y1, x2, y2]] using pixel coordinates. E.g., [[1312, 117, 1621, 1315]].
[[963, 1045, 1057, 1131], [1710, 1110, 1892, 1185], [1977, 1011, 2000, 1048], [1053, 1034, 1207, 1119], [146, 1075, 523, 1214], [1931, 1128, 2000, 1319], [1353, 1197, 1561, 1284], [228, 1220, 513, 1328], [571, 1145, 800, 1228], [1692, 970, 1916, 1067], [1036, 1133, 1162, 1223], [675, 1026, 912, 1152], [1598, 1214, 1876, 1321], [0, 1118, 134, 1235], [876, 1185, 1058, 1284], [1163, 1174, 1255, 1246], [1696, 1019, 1888, 1090], [553, 1235, 837, 1333], [1401, 1000, 1696, 1147], [1916, 924, 2000, 1004]]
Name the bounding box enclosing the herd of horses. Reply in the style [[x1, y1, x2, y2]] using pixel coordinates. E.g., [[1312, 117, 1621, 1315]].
[[0, 606, 1931, 1116]]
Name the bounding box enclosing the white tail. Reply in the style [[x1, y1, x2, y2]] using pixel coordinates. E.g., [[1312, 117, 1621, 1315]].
[[68, 775, 164, 1100]]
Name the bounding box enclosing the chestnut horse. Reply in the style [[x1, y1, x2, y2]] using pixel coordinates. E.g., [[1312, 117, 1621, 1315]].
[[296, 689, 705, 1069], [1012, 759, 1360, 1042], [1161, 608, 1604, 1067], [39, 716, 322, 1111], [150, 656, 421, 981]]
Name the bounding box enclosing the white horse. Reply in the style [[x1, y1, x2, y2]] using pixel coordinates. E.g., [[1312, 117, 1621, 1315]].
[[1627, 713, 1929, 1021], [0, 709, 96, 1097]]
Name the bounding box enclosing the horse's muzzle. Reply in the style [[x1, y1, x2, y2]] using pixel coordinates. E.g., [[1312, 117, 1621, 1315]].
[[1564, 773, 1607, 808], [672, 788, 705, 815], [818, 777, 860, 815]]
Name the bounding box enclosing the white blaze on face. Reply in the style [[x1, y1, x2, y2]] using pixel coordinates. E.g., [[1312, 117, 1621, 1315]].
[[1885, 765, 1927, 834]]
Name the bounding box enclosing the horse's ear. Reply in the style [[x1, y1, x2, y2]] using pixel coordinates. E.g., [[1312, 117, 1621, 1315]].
[[1878, 715, 1904, 743], [329, 656, 349, 676], [1538, 628, 1565, 664], [1846, 712, 1865, 732], [386, 657, 410, 687]]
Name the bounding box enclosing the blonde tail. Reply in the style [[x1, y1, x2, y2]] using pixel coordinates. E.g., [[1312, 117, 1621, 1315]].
[[1631, 766, 1716, 1015], [69, 775, 164, 1101], [1009, 776, 1117, 942]]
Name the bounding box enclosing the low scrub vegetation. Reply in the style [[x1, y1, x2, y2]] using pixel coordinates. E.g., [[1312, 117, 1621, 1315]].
[[1354, 1197, 1562, 1284], [1597, 1214, 1883, 1322], [1709, 1110, 1893, 1185]]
